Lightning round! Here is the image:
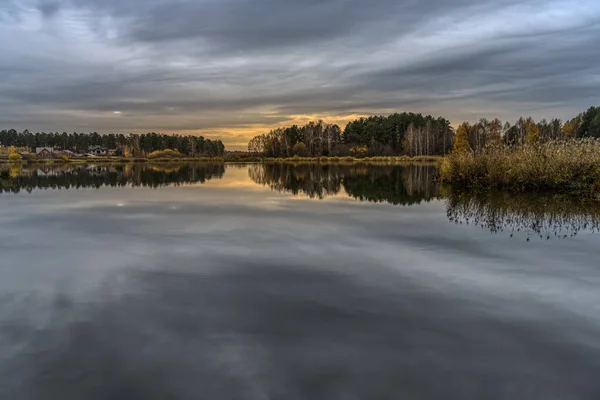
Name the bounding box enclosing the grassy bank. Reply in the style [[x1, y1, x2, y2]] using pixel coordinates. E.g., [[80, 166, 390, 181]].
[[438, 139, 600, 196]]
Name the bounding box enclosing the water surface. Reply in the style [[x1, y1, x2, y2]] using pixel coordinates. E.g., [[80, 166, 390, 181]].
[[1, 163, 599, 399]]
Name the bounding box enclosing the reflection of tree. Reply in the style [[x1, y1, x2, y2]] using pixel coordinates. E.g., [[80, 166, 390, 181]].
[[344, 165, 439, 205], [0, 163, 225, 194], [248, 163, 439, 205], [446, 190, 600, 240], [248, 164, 343, 199]]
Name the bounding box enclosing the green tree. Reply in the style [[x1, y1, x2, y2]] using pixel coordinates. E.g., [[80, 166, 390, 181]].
[[588, 113, 600, 138], [577, 106, 600, 138]]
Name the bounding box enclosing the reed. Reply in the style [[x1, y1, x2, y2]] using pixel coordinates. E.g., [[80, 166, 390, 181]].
[[438, 139, 600, 195]]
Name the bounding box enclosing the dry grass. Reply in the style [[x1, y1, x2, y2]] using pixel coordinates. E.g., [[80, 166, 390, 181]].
[[438, 139, 600, 195]]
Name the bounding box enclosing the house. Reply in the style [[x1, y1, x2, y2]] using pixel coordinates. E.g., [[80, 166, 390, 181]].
[[36, 147, 54, 157], [88, 145, 107, 156]]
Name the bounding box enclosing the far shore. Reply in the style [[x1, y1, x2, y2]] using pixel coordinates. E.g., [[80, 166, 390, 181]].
[[0, 155, 442, 165]]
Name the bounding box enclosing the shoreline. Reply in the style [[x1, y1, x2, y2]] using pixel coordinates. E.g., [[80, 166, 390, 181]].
[[2, 156, 600, 200], [0, 155, 442, 165]]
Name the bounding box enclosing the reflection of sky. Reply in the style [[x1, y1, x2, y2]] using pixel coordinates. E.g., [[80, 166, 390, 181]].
[[1, 165, 600, 398], [204, 165, 355, 203], [1, 165, 599, 311]]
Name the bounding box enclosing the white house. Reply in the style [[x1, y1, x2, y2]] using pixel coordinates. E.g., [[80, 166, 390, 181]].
[[88, 145, 107, 156]]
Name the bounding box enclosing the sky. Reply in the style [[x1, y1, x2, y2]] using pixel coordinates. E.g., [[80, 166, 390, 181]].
[[1, 0, 599, 150]]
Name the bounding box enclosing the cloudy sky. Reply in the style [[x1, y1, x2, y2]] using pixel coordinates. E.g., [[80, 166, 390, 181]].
[[1, 0, 599, 149]]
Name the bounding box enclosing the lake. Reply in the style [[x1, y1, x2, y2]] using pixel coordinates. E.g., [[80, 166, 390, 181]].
[[1, 163, 599, 399]]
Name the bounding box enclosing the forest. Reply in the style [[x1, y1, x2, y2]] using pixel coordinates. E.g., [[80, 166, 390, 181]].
[[454, 106, 600, 152], [248, 107, 600, 158], [248, 113, 454, 158], [440, 106, 600, 195], [0, 130, 225, 157]]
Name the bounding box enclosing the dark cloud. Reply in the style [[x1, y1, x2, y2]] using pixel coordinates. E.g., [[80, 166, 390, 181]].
[[71, 0, 483, 47], [37, 0, 62, 18], [0, 0, 599, 148]]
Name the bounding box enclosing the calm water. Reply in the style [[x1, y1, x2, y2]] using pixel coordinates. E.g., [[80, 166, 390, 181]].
[[1, 163, 599, 399]]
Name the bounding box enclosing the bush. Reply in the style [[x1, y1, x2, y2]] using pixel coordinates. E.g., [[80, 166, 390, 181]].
[[292, 143, 308, 157], [8, 153, 22, 161], [330, 144, 350, 157], [350, 145, 368, 158], [148, 149, 184, 159], [57, 155, 71, 163]]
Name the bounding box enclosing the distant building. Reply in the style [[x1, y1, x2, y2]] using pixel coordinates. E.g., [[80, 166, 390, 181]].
[[36, 147, 54, 157], [88, 145, 107, 156]]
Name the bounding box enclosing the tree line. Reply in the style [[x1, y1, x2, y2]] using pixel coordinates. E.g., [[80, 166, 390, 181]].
[[0, 130, 225, 157], [248, 113, 454, 157], [453, 106, 600, 153], [249, 106, 600, 158]]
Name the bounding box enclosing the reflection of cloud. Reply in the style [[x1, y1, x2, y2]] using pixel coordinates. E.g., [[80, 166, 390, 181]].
[[3, 256, 600, 398], [1, 162, 600, 400]]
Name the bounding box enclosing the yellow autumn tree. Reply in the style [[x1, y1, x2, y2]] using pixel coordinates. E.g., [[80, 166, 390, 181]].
[[452, 122, 471, 154], [8, 146, 22, 161], [524, 119, 540, 145], [562, 119, 578, 139]]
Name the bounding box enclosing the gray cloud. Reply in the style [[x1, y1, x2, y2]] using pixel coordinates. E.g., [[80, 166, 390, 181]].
[[36, 0, 61, 18], [1, 0, 599, 148]]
